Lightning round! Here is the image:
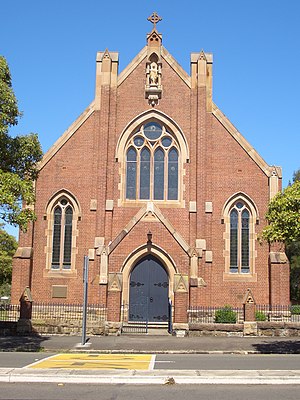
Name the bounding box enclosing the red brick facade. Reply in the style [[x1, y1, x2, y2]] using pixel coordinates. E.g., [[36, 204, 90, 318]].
[[11, 26, 290, 323]]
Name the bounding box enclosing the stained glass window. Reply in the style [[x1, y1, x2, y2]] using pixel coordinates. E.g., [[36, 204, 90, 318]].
[[125, 122, 179, 201], [140, 148, 150, 199], [126, 147, 137, 199], [230, 209, 238, 273], [52, 207, 62, 269], [168, 148, 178, 200], [63, 207, 73, 269], [229, 203, 250, 274], [144, 122, 162, 140], [154, 148, 164, 200], [51, 198, 74, 270], [241, 209, 250, 273]]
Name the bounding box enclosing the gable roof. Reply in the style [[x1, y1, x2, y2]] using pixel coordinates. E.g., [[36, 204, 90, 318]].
[[212, 103, 280, 178], [117, 45, 191, 88], [39, 45, 278, 178], [39, 101, 95, 170]]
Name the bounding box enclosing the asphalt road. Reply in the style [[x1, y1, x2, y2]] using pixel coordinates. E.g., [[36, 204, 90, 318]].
[[0, 383, 300, 400], [0, 352, 300, 370]]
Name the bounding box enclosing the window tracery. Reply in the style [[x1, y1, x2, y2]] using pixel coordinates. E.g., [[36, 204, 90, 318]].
[[45, 192, 80, 273], [125, 121, 179, 201], [229, 202, 250, 273], [51, 198, 73, 270], [223, 194, 258, 280]]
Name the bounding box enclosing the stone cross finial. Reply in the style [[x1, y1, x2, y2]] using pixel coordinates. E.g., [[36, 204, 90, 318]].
[[147, 12, 162, 29]]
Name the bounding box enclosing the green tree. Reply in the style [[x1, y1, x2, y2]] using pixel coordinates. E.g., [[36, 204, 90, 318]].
[[0, 224, 17, 297], [261, 180, 300, 245], [293, 169, 300, 183], [0, 56, 43, 231], [262, 169, 300, 302], [287, 170, 300, 302]]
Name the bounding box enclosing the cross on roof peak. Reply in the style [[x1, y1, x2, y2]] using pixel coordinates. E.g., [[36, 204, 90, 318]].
[[147, 12, 162, 30]]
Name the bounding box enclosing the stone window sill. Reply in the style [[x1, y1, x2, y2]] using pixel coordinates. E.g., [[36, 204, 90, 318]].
[[223, 272, 257, 282]]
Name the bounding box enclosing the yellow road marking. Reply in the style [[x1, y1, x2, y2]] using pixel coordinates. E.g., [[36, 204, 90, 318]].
[[27, 354, 154, 370]]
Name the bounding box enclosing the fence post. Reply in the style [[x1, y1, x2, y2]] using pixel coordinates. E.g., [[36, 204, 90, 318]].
[[168, 299, 173, 334], [81, 256, 89, 345], [243, 289, 257, 336], [17, 287, 33, 334], [243, 289, 256, 321]]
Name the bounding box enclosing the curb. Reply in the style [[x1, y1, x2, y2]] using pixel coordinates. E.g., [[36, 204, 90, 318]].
[[1, 369, 300, 385], [44, 349, 262, 355]]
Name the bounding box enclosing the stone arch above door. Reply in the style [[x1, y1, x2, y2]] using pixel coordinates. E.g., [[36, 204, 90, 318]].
[[121, 244, 178, 307]]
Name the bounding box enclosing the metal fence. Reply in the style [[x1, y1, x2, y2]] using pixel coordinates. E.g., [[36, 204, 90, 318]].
[[188, 306, 244, 324], [256, 304, 300, 322], [121, 301, 173, 334], [0, 303, 20, 322], [31, 303, 107, 322], [188, 305, 300, 324]]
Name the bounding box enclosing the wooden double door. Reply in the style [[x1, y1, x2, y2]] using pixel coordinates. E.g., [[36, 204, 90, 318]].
[[129, 255, 169, 322]]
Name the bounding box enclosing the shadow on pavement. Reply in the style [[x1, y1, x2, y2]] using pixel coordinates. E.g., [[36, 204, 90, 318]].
[[253, 340, 300, 354], [0, 335, 49, 352]]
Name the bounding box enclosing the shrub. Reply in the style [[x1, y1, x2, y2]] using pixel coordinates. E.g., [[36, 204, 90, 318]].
[[291, 305, 300, 315], [255, 311, 267, 321], [215, 305, 237, 323]]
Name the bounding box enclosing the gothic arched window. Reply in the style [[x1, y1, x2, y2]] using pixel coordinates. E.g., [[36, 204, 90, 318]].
[[229, 202, 250, 274], [223, 194, 258, 280], [125, 122, 179, 201], [51, 197, 74, 270]]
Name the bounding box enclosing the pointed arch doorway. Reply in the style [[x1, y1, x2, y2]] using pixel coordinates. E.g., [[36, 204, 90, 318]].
[[129, 255, 169, 322]]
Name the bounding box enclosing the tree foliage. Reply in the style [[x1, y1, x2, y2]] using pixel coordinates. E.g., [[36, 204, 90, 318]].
[[0, 56, 43, 231], [0, 224, 17, 291], [287, 170, 300, 302], [261, 180, 300, 245], [0, 56, 21, 134], [293, 169, 300, 184], [262, 169, 300, 302]]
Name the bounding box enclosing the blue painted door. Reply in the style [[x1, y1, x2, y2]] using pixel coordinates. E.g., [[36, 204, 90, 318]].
[[129, 255, 169, 322]]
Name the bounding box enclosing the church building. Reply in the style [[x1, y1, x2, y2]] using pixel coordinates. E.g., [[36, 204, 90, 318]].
[[11, 14, 290, 327]]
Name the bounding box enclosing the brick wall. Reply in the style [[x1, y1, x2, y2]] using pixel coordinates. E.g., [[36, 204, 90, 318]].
[[11, 40, 289, 321]]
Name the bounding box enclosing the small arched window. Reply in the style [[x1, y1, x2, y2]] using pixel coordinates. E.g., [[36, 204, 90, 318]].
[[223, 194, 258, 280], [51, 198, 74, 270], [125, 122, 179, 201], [229, 202, 250, 274]]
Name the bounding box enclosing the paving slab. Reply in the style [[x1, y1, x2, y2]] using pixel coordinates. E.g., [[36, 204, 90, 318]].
[[0, 335, 300, 354]]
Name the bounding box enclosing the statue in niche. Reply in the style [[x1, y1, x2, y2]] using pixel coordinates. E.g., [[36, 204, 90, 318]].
[[145, 53, 162, 106], [149, 61, 158, 85]]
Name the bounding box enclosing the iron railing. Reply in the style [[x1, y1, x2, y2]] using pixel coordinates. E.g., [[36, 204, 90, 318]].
[[188, 305, 300, 323], [121, 301, 174, 334], [256, 304, 300, 322], [0, 303, 20, 322], [31, 303, 107, 322], [3, 301, 300, 325], [188, 306, 244, 324]]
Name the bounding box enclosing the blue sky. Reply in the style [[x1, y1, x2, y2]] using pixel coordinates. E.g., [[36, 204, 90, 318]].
[[1, 0, 300, 236]]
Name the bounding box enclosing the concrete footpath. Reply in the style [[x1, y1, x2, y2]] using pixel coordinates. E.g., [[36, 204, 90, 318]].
[[0, 334, 300, 354], [0, 335, 300, 385]]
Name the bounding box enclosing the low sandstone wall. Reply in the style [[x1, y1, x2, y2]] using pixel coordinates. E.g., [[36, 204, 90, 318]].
[[31, 319, 106, 336], [257, 322, 300, 337], [188, 322, 300, 337], [31, 319, 122, 336], [188, 323, 244, 337]]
